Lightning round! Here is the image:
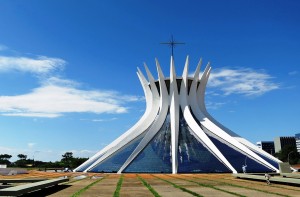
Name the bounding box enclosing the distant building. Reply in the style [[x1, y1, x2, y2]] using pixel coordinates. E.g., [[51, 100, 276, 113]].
[[274, 137, 296, 153], [0, 164, 7, 168], [256, 141, 275, 155], [295, 133, 300, 153]]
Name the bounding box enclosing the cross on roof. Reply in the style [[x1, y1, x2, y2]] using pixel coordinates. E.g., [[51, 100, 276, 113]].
[[160, 35, 185, 57]]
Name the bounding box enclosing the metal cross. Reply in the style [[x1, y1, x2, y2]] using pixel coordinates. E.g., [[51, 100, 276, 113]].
[[160, 35, 185, 57]]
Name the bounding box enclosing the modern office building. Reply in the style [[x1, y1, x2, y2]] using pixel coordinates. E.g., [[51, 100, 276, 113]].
[[295, 133, 300, 153], [256, 141, 275, 155], [274, 137, 296, 153], [75, 56, 281, 174]]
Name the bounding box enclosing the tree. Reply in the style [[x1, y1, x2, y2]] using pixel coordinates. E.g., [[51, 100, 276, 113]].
[[274, 145, 299, 165], [60, 152, 88, 168], [0, 154, 12, 165], [62, 152, 73, 161], [61, 152, 74, 167], [72, 157, 89, 167], [0, 154, 12, 160], [14, 154, 29, 167], [17, 154, 27, 160]]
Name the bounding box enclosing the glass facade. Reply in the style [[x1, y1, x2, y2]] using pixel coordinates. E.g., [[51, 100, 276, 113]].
[[177, 112, 230, 173], [205, 132, 273, 173], [124, 114, 172, 173], [83, 111, 277, 173], [88, 133, 145, 173], [76, 152, 106, 172], [76, 64, 281, 174], [247, 147, 279, 169]]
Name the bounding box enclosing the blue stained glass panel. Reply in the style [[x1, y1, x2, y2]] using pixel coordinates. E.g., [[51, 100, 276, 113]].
[[247, 147, 279, 169], [206, 133, 273, 173], [124, 114, 172, 173], [88, 133, 145, 173], [177, 112, 230, 173]]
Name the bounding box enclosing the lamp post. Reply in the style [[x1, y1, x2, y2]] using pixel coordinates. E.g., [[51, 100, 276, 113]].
[[33, 151, 40, 167], [288, 151, 293, 164]]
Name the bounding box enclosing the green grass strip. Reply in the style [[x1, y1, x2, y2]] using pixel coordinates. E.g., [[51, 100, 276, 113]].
[[137, 175, 161, 197], [113, 174, 124, 197], [71, 177, 105, 197], [168, 175, 245, 197], [152, 175, 204, 197], [188, 175, 291, 197]]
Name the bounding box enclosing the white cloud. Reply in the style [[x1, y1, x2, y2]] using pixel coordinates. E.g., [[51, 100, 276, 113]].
[[288, 71, 298, 76], [0, 56, 65, 74], [206, 101, 226, 110], [0, 146, 14, 153], [27, 143, 36, 148], [0, 77, 141, 118], [43, 76, 79, 87], [91, 117, 118, 122], [0, 146, 77, 161], [0, 146, 32, 161], [0, 44, 8, 51], [3, 113, 61, 118], [208, 68, 279, 96], [62, 149, 97, 158]]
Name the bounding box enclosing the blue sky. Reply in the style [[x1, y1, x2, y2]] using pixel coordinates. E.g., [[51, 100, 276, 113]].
[[0, 0, 299, 162]]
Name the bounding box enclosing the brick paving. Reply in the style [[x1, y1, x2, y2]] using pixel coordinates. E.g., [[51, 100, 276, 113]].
[[1, 171, 300, 196], [76, 175, 119, 197], [216, 185, 279, 197], [120, 174, 153, 197], [162, 175, 235, 197], [154, 174, 236, 197], [186, 174, 300, 197], [49, 178, 96, 197], [144, 178, 193, 197]]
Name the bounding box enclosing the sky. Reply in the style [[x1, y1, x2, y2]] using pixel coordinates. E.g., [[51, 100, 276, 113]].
[[0, 0, 299, 162]]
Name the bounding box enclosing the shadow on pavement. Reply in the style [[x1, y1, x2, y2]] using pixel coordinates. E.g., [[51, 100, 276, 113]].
[[21, 185, 71, 197]]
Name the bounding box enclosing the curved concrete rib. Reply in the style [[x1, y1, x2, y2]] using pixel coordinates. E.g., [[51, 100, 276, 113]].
[[196, 65, 281, 167], [74, 68, 154, 172], [197, 65, 240, 138], [76, 55, 280, 174], [118, 61, 170, 173], [180, 56, 237, 173], [235, 137, 281, 164], [81, 64, 161, 172], [169, 56, 179, 174]]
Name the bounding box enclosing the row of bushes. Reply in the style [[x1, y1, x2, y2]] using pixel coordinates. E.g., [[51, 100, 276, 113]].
[[0, 152, 88, 169]]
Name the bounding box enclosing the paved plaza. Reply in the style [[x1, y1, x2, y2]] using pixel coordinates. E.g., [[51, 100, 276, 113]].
[[1, 171, 300, 196]]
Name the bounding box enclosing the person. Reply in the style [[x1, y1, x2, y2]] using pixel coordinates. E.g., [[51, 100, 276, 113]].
[[242, 165, 247, 173], [264, 173, 271, 185]]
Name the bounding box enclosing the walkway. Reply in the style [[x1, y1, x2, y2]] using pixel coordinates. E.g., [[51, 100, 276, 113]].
[[1, 172, 300, 196]]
